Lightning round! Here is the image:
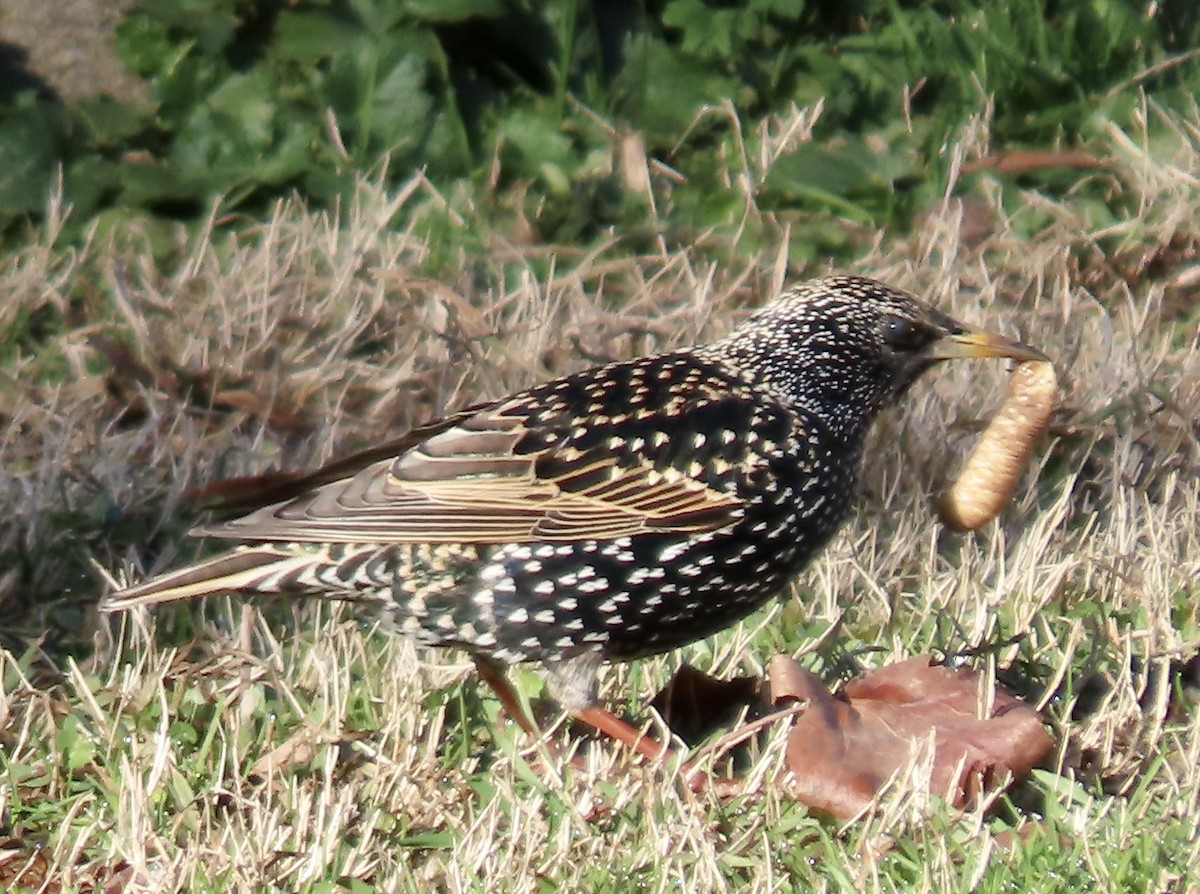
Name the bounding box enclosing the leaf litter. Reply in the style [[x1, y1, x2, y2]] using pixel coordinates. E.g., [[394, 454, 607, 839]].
[[649, 655, 1053, 821], [3, 108, 1200, 888]]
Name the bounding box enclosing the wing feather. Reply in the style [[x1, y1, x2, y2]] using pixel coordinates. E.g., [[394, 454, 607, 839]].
[[195, 385, 748, 544]]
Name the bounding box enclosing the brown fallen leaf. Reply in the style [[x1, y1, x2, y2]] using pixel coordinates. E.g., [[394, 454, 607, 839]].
[[0, 837, 52, 892], [209, 387, 268, 416], [248, 725, 321, 780], [100, 862, 142, 894], [772, 655, 1053, 819], [649, 664, 761, 746], [88, 334, 317, 437], [89, 334, 157, 389]]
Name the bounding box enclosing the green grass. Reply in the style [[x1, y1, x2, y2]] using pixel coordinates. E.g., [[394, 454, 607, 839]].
[[3, 100, 1200, 888], [5, 0, 1200, 258]]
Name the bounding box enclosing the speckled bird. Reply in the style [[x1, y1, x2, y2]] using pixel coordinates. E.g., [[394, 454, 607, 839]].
[[101, 275, 1045, 756]]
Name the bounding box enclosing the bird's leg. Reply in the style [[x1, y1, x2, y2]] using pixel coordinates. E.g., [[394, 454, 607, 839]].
[[570, 704, 672, 762], [572, 705, 750, 795], [472, 655, 541, 739], [558, 656, 788, 795], [550, 654, 677, 765], [476, 654, 674, 761], [473, 656, 593, 774], [477, 655, 748, 793]]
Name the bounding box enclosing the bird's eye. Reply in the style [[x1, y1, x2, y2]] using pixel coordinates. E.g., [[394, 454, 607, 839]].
[[882, 315, 923, 350]]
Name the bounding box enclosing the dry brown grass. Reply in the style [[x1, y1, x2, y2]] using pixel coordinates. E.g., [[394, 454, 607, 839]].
[[2, 105, 1200, 891]]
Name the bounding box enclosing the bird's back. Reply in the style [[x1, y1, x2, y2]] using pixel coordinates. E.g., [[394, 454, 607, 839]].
[[104, 349, 861, 667]]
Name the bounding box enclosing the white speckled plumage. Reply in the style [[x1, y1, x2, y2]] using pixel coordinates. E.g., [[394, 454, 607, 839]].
[[102, 275, 1045, 712]]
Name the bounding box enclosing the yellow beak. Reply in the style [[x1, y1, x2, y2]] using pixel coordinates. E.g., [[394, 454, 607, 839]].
[[927, 327, 1049, 363]]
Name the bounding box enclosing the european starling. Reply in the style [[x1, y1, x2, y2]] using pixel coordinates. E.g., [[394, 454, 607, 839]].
[[101, 275, 1046, 758]]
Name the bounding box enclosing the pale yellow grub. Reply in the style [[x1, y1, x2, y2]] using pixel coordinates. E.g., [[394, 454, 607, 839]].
[[938, 360, 1058, 532]]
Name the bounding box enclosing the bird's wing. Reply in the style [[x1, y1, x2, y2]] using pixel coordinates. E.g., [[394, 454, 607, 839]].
[[195, 400, 745, 544], [184, 406, 485, 514]]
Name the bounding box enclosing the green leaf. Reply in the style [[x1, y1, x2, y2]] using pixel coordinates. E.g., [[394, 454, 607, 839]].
[[55, 716, 96, 771], [169, 720, 200, 746], [614, 35, 742, 142], [204, 71, 278, 150], [683, 7, 738, 59], [0, 96, 67, 216], [348, 0, 408, 33], [129, 0, 242, 52], [403, 0, 507, 22], [501, 108, 575, 174], [271, 10, 361, 63], [324, 34, 440, 165], [763, 141, 886, 199], [114, 12, 178, 77], [369, 55, 435, 148], [74, 97, 155, 145], [114, 157, 208, 207], [398, 830, 454, 849]]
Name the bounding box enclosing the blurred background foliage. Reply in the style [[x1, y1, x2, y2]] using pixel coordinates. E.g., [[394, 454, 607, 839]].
[[2, 0, 1200, 262]]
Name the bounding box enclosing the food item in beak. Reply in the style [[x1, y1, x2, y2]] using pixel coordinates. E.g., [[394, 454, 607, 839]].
[[938, 360, 1058, 532]]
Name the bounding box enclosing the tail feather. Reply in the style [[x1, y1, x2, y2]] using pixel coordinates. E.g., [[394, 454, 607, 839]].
[[100, 546, 321, 611]]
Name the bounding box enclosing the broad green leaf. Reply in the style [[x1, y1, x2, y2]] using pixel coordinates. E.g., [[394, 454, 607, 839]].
[[271, 10, 361, 63], [204, 72, 278, 150], [349, 0, 408, 33], [614, 35, 743, 142], [74, 97, 155, 145], [763, 141, 886, 199], [403, 0, 507, 22], [0, 98, 66, 215]]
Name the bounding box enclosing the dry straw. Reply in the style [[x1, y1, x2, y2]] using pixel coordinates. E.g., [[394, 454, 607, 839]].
[[2, 105, 1199, 891]]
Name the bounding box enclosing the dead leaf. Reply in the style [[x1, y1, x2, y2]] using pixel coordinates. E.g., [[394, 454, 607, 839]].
[[249, 725, 320, 779], [0, 837, 52, 892], [772, 655, 1053, 819], [88, 334, 157, 387], [99, 862, 141, 894], [649, 664, 761, 746], [209, 388, 266, 416]]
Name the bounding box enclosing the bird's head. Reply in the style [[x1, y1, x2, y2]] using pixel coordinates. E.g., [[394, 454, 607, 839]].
[[709, 274, 1048, 438]]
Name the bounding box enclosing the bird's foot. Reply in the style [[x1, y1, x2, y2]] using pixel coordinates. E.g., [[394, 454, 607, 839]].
[[474, 656, 795, 796]]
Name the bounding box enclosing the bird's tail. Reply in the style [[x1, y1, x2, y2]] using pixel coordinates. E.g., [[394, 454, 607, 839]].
[[100, 546, 326, 611]]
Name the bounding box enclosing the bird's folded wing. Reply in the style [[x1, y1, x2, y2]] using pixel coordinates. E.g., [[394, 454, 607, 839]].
[[194, 408, 743, 544]]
